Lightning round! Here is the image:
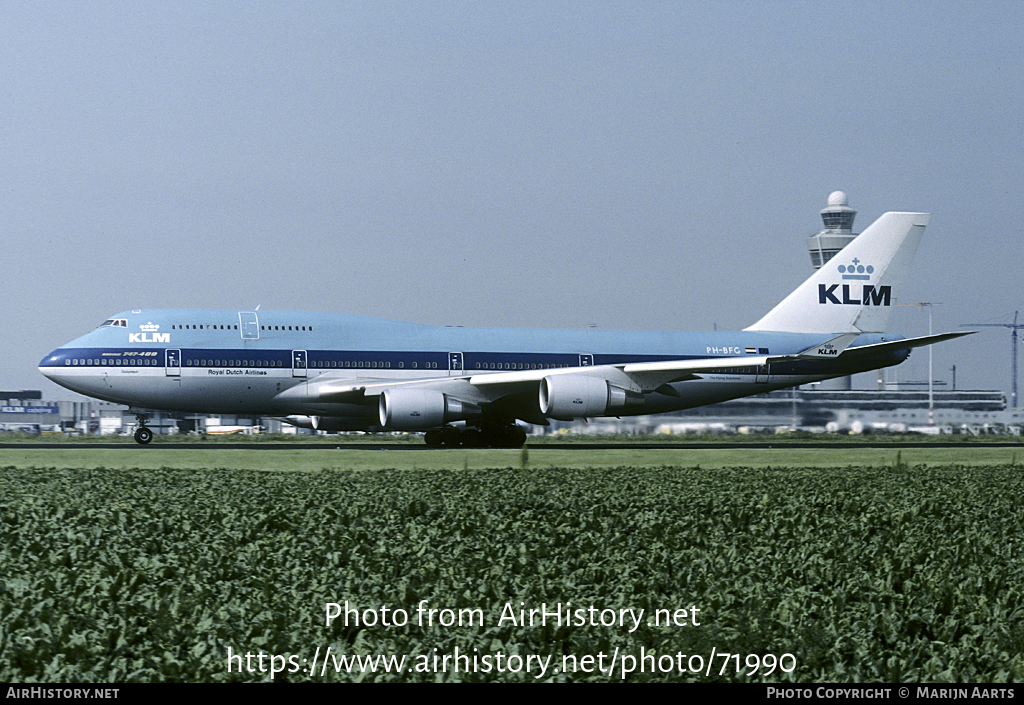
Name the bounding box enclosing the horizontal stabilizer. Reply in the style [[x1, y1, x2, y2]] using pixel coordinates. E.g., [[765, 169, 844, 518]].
[[838, 331, 974, 359]]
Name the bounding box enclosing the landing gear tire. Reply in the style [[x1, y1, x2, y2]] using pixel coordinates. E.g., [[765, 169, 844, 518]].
[[461, 428, 484, 448], [423, 424, 527, 448], [134, 427, 153, 445], [441, 427, 462, 447], [505, 425, 527, 448], [487, 424, 526, 448]]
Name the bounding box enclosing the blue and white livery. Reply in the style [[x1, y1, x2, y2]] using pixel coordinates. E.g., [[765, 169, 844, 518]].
[[40, 211, 969, 446]]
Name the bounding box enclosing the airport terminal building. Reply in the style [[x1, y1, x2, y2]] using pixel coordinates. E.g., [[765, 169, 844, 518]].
[[3, 387, 1020, 438]]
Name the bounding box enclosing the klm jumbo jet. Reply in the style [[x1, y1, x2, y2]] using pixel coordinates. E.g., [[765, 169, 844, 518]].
[[40, 211, 968, 446]]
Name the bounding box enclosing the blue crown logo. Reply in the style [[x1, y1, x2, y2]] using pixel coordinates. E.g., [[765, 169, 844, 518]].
[[837, 258, 874, 280]]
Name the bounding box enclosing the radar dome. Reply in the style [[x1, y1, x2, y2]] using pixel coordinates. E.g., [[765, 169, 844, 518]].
[[827, 191, 848, 207]]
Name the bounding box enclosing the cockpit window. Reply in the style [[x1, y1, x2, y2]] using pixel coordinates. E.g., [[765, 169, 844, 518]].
[[100, 319, 128, 328]]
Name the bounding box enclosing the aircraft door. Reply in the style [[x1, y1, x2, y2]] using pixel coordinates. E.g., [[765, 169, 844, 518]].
[[755, 364, 770, 383], [166, 349, 181, 377], [292, 350, 308, 378], [448, 352, 463, 376], [579, 354, 594, 367], [239, 312, 260, 340]]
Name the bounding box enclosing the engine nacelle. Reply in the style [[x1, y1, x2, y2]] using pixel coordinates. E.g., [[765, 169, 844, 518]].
[[539, 375, 644, 419], [379, 388, 480, 430]]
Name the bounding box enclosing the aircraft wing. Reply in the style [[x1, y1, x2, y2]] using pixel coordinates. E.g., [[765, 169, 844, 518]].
[[275, 355, 763, 407], [279, 331, 973, 402], [470, 354, 772, 392], [272, 331, 972, 427], [277, 333, 872, 406]]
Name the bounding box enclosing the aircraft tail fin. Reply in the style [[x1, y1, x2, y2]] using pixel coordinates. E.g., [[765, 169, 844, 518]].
[[744, 211, 929, 334]]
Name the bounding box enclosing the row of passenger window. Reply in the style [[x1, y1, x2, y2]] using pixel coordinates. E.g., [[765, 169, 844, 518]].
[[187, 360, 443, 369], [181, 359, 574, 370], [66, 358, 158, 366], [171, 324, 313, 331], [66, 355, 580, 370], [309, 361, 439, 369], [186, 359, 284, 367], [474, 362, 571, 370]]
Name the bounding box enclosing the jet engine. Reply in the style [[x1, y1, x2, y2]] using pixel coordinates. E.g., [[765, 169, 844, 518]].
[[379, 388, 480, 430], [539, 375, 644, 419]]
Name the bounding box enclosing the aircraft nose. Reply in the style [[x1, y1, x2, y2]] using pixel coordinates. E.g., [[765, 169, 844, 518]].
[[39, 349, 74, 389], [38, 348, 102, 397], [39, 350, 62, 380]]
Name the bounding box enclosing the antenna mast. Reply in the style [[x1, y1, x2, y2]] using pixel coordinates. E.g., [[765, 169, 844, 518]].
[[961, 311, 1021, 408], [900, 302, 940, 425]]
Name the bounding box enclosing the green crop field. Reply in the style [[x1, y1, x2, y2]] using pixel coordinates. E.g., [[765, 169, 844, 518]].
[[0, 442, 1021, 473], [2, 455, 1023, 682]]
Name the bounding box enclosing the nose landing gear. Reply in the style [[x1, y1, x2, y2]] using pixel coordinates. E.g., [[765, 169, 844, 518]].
[[133, 413, 153, 445]]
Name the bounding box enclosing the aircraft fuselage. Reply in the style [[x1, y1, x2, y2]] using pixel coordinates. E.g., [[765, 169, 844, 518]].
[[38, 212, 970, 446], [40, 309, 907, 428]]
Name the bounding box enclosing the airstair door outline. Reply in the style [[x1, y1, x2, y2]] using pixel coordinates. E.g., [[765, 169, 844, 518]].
[[239, 312, 260, 340], [449, 352, 464, 376], [165, 349, 181, 377], [292, 350, 308, 378]]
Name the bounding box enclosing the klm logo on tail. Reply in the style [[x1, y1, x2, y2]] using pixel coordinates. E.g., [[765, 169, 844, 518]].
[[818, 284, 891, 306], [819, 259, 890, 306]]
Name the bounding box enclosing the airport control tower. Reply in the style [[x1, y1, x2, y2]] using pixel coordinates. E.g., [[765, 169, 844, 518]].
[[809, 191, 858, 390], [808, 191, 858, 269]]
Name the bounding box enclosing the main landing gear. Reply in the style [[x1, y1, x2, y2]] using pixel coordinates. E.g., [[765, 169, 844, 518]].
[[423, 424, 527, 448], [133, 413, 153, 445]]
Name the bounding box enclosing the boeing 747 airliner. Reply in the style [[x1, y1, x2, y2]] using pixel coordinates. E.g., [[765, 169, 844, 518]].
[[40, 211, 969, 446]]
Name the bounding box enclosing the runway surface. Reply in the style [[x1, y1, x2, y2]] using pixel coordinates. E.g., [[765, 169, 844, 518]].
[[3, 441, 1022, 450]]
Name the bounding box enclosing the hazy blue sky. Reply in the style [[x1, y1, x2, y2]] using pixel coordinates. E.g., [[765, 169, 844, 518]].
[[3, 1, 1022, 400]]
